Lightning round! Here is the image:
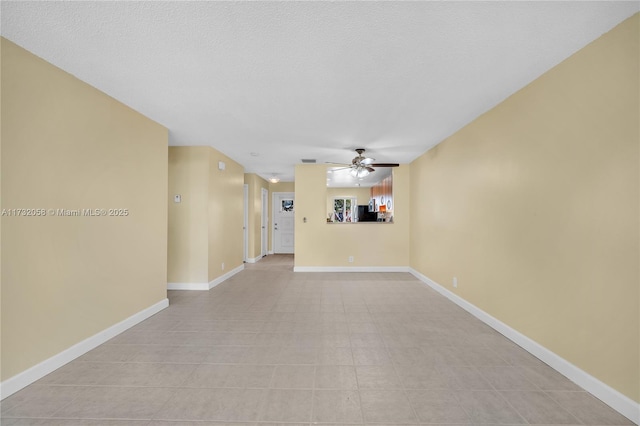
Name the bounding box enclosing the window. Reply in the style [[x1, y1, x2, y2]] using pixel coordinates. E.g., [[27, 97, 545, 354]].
[[332, 197, 356, 222]]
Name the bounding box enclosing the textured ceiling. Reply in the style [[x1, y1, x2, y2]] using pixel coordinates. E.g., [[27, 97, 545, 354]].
[[2, 1, 638, 182]]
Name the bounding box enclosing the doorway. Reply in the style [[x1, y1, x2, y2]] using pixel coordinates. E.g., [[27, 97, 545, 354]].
[[243, 184, 248, 262], [261, 188, 268, 258], [273, 192, 295, 254]]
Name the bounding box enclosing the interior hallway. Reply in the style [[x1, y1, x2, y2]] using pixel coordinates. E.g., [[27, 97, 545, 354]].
[[1, 255, 632, 425]]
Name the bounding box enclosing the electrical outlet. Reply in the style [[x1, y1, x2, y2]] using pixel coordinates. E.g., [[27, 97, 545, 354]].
[[348, 256, 354, 263], [221, 263, 225, 270], [453, 277, 458, 288]]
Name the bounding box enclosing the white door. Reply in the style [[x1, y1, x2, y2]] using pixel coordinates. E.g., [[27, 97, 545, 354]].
[[261, 188, 268, 257], [243, 184, 248, 262], [273, 192, 295, 254]]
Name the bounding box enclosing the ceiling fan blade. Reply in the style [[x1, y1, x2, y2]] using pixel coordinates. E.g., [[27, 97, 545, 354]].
[[369, 163, 399, 167], [328, 150, 398, 174]]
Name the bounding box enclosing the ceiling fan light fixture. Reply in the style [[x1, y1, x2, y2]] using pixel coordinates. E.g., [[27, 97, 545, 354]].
[[269, 175, 280, 183], [350, 167, 370, 179]]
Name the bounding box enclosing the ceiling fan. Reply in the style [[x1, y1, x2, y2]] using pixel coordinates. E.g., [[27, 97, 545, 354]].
[[328, 148, 399, 179]]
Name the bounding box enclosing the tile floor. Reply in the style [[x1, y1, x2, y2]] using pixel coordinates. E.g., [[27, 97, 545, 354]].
[[1, 255, 633, 425]]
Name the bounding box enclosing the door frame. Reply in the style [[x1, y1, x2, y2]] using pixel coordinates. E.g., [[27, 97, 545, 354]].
[[261, 188, 269, 257], [243, 184, 249, 262]]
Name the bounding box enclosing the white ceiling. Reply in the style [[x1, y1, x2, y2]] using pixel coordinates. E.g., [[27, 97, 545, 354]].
[[2, 2, 637, 183]]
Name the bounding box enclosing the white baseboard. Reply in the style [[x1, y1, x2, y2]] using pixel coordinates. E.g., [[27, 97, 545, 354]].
[[0, 298, 169, 400], [167, 282, 210, 290], [208, 264, 244, 289], [294, 266, 410, 273], [245, 256, 262, 264], [409, 268, 639, 425], [167, 264, 244, 291], [268, 250, 274, 255]]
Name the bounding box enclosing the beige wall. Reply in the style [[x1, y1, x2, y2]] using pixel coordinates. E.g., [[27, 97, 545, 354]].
[[1, 36, 4, 379], [269, 181, 295, 194], [410, 14, 639, 402], [295, 164, 410, 267], [168, 147, 209, 283], [1, 38, 168, 380], [208, 150, 244, 280], [169, 147, 244, 283]]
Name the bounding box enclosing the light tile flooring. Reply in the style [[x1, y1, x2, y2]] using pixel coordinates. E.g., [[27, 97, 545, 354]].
[[1, 255, 633, 425]]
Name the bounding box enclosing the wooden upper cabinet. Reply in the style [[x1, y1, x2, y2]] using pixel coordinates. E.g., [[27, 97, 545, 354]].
[[369, 173, 393, 212]]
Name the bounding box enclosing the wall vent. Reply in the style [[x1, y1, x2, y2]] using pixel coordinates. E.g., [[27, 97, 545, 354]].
[[301, 159, 316, 163]]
